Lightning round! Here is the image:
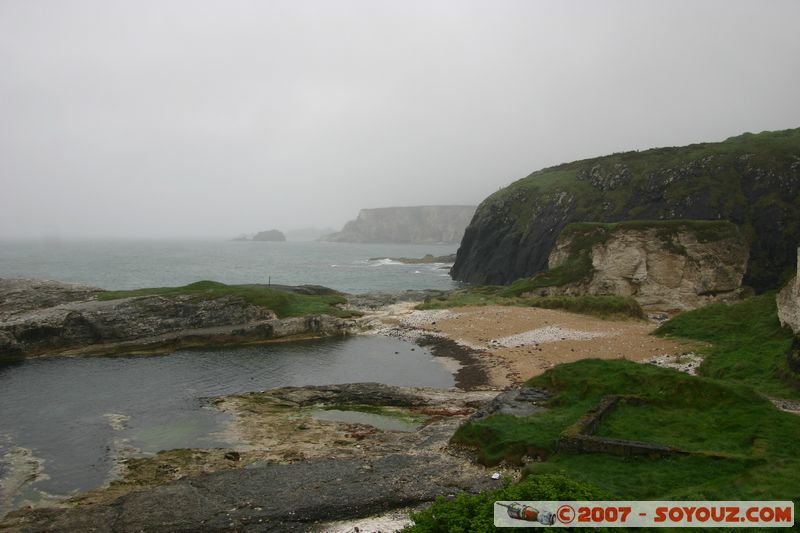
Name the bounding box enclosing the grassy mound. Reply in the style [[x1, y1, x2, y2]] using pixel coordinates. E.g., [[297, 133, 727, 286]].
[[450, 359, 800, 502], [654, 293, 796, 398], [97, 280, 357, 318], [418, 291, 644, 320]]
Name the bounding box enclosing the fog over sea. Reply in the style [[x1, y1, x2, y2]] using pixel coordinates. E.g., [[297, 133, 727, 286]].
[[0, 240, 461, 292]]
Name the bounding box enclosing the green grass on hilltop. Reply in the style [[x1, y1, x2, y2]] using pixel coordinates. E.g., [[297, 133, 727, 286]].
[[485, 128, 800, 227], [654, 293, 797, 398], [449, 359, 800, 504], [97, 280, 357, 318], [418, 291, 644, 320]]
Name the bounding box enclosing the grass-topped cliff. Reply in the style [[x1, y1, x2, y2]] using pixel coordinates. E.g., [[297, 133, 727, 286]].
[[452, 128, 800, 292]]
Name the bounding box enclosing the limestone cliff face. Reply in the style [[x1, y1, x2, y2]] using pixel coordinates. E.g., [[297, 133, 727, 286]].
[[538, 222, 749, 311], [778, 248, 800, 333], [323, 206, 476, 244]]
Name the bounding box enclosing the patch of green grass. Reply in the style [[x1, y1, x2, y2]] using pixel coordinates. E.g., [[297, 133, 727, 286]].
[[654, 294, 797, 398], [97, 280, 358, 318], [418, 291, 644, 320], [452, 406, 590, 465], [451, 359, 800, 503], [404, 474, 609, 533], [524, 454, 762, 501]]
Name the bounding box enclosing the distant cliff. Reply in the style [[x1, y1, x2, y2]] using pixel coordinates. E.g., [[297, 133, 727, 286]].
[[322, 206, 477, 244], [451, 128, 800, 292]]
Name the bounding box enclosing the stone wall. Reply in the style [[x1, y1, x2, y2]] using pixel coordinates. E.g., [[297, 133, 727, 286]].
[[557, 395, 729, 459]]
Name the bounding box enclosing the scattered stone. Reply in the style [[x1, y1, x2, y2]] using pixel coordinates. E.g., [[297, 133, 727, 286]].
[[643, 352, 703, 375]]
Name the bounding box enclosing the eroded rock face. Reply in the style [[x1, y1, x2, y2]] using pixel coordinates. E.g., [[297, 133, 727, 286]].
[[543, 226, 749, 311], [778, 248, 800, 334]]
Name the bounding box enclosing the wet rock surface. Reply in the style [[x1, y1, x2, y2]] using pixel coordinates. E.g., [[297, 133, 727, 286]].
[[1, 383, 503, 533], [3, 454, 499, 533]]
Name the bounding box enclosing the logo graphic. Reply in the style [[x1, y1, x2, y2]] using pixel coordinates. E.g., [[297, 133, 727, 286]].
[[496, 502, 556, 525]]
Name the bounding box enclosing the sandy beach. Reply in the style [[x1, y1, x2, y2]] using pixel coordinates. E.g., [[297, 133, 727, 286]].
[[385, 305, 697, 388]]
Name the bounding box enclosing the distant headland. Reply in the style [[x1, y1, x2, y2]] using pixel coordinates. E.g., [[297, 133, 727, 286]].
[[321, 205, 477, 244]]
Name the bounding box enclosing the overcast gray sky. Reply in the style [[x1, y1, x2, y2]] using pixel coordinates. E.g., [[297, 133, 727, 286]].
[[1, 0, 798, 239]]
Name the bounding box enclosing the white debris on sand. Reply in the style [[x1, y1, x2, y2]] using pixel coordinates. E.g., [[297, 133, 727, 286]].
[[490, 326, 610, 348], [643, 352, 704, 375], [311, 509, 413, 533], [399, 309, 463, 329]]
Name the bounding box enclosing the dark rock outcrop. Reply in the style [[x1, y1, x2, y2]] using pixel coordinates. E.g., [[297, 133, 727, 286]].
[[252, 229, 286, 242], [451, 128, 800, 292], [323, 205, 477, 244]]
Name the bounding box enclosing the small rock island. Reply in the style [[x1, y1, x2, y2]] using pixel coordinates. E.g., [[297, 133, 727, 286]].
[[232, 229, 286, 242]]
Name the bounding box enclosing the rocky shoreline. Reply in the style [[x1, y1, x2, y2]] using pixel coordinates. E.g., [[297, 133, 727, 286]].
[[0, 279, 357, 360], [1, 383, 508, 532]]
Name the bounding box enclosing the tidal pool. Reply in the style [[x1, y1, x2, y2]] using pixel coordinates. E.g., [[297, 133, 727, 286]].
[[0, 335, 454, 516]]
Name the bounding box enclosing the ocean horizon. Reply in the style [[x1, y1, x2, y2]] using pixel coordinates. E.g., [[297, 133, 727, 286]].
[[0, 239, 462, 293]]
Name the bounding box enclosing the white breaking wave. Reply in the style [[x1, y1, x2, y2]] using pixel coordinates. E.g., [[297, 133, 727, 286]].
[[370, 258, 404, 266]]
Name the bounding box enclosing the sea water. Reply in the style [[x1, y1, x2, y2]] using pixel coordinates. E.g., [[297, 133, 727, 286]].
[[0, 239, 460, 292], [0, 240, 461, 516]]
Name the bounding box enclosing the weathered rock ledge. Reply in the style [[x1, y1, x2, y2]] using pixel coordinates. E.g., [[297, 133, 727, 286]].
[[0, 279, 355, 359]]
